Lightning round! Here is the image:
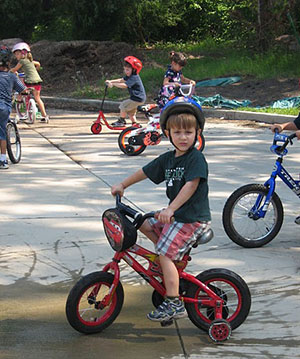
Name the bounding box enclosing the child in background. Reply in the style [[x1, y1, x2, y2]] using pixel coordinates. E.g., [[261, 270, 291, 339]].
[[0, 45, 26, 169], [111, 98, 210, 322], [157, 51, 196, 109], [10, 42, 49, 123], [105, 56, 146, 127]]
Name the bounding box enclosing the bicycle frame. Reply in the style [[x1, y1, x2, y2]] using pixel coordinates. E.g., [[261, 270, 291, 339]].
[[99, 243, 225, 319], [251, 134, 300, 219]]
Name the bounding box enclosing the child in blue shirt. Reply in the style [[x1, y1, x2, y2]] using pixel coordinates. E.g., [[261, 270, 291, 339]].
[[106, 56, 146, 127], [0, 45, 26, 169]]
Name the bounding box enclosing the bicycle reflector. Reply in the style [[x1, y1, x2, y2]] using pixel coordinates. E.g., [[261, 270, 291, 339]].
[[102, 208, 137, 252]]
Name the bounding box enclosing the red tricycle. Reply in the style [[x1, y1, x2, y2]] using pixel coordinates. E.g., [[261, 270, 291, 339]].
[[66, 195, 251, 342], [90, 85, 140, 134]]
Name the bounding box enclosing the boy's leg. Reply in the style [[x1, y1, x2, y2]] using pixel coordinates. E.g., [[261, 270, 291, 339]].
[[139, 219, 159, 244], [147, 256, 186, 321], [159, 255, 179, 297], [0, 104, 9, 169]]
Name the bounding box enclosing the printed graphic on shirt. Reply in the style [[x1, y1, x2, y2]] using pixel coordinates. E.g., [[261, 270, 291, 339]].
[[165, 167, 184, 187]]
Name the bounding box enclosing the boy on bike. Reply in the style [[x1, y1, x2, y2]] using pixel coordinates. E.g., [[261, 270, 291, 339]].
[[105, 56, 146, 127], [111, 98, 211, 322], [0, 46, 26, 169]]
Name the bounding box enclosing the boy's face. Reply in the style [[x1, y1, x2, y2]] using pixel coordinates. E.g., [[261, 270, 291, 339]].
[[123, 65, 133, 77], [166, 125, 200, 155]]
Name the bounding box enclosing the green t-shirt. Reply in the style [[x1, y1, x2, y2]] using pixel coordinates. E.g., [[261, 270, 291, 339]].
[[142, 148, 211, 223], [19, 58, 42, 84]]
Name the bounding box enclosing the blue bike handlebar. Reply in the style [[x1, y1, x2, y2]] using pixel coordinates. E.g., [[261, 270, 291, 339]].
[[271, 129, 297, 155]]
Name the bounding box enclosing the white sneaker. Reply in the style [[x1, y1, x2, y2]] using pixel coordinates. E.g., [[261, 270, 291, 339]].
[[0, 160, 9, 169]]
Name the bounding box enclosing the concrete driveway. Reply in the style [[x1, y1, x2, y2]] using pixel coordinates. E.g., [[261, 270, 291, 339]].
[[0, 110, 299, 359]]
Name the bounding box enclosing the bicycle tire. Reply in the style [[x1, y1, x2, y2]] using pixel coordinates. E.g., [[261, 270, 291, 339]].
[[16, 98, 26, 119], [6, 122, 21, 164], [222, 184, 283, 248], [28, 99, 37, 124], [118, 127, 147, 156], [196, 133, 205, 151], [185, 268, 251, 332], [66, 271, 124, 334]]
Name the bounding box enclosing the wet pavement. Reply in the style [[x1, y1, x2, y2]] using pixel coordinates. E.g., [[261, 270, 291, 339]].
[[0, 110, 299, 359]]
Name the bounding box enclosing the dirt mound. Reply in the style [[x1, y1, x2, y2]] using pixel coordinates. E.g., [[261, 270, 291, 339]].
[[29, 40, 143, 95]]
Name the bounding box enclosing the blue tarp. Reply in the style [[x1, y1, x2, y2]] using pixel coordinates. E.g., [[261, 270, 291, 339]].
[[196, 77, 241, 87], [193, 94, 251, 109], [271, 96, 300, 108]]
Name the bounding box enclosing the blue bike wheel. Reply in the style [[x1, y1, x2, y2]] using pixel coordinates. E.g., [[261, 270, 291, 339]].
[[222, 184, 283, 247]]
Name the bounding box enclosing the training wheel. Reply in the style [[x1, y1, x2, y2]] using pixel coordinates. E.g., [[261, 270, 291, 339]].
[[91, 123, 102, 134], [208, 319, 231, 342]]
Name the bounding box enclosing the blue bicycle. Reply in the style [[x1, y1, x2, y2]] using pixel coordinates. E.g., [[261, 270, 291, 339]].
[[222, 130, 298, 248]]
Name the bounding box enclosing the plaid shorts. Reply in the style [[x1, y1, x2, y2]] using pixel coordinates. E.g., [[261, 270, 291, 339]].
[[148, 218, 210, 261]]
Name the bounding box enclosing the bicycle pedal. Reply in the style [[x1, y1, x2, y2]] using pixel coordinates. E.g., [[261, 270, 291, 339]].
[[160, 319, 174, 327]]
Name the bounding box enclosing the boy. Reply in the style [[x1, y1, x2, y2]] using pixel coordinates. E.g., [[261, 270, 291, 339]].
[[105, 56, 146, 127], [111, 98, 211, 322], [0, 45, 26, 169]]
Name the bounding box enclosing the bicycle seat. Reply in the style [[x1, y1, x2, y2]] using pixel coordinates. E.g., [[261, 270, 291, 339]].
[[192, 228, 214, 248]]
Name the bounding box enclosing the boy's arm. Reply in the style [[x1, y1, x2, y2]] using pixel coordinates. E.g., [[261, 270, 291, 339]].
[[158, 178, 200, 224], [111, 168, 147, 196], [105, 78, 127, 88], [270, 121, 298, 132]]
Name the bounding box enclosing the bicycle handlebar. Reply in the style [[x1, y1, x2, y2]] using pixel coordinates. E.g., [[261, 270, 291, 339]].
[[115, 194, 155, 229], [271, 129, 297, 155]]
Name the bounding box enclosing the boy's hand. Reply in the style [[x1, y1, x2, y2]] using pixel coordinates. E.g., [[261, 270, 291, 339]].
[[157, 207, 174, 224], [270, 124, 283, 133], [111, 183, 125, 197], [105, 80, 113, 88]]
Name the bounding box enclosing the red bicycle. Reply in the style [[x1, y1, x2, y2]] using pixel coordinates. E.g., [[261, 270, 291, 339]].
[[90, 86, 140, 134], [66, 195, 251, 342]]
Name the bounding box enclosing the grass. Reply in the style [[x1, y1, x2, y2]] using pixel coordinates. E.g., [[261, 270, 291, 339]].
[[72, 39, 300, 115], [238, 106, 300, 116]]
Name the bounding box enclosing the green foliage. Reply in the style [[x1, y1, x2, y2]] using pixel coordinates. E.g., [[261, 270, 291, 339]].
[[0, 0, 299, 51]]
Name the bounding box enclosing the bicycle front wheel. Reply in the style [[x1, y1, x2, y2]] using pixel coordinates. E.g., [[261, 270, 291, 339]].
[[66, 271, 124, 334], [186, 268, 251, 332], [28, 99, 37, 124], [6, 122, 21, 163], [15, 98, 27, 119], [222, 184, 283, 248]]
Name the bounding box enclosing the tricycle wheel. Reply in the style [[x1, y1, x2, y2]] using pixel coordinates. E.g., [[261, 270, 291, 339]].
[[91, 123, 102, 134]]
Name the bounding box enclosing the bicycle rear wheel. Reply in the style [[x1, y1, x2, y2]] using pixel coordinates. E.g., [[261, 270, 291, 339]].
[[185, 268, 251, 332], [6, 121, 21, 164], [118, 127, 147, 156]]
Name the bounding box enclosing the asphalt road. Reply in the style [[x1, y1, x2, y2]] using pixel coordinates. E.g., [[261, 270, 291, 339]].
[[0, 109, 299, 359]]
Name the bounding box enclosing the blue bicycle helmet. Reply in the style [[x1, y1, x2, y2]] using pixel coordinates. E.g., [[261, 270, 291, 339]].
[[0, 45, 12, 67], [160, 97, 205, 136]]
